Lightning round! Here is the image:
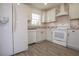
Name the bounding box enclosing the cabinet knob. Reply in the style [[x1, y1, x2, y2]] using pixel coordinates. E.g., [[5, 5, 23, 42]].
[[51, 32, 52, 34], [72, 30, 75, 32], [67, 33, 69, 36], [41, 32, 43, 34]]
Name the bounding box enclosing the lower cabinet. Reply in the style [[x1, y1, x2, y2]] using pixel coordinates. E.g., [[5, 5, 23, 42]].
[[46, 28, 52, 42], [28, 28, 46, 44], [28, 28, 55, 44], [36, 28, 46, 42], [67, 30, 79, 50], [28, 30, 37, 44], [46, 28, 55, 42]]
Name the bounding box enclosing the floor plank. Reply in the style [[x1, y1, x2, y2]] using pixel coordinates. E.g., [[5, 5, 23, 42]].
[[14, 40, 79, 56]]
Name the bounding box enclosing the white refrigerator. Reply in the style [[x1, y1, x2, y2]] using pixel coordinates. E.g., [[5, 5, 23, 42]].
[[0, 3, 28, 55], [13, 4, 28, 54]]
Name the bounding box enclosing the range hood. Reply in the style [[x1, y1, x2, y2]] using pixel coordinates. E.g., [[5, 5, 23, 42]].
[[56, 4, 68, 17]]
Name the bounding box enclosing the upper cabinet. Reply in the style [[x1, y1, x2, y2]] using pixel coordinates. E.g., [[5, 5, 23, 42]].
[[41, 11, 46, 22], [46, 8, 56, 22], [69, 4, 79, 19], [26, 5, 32, 20]]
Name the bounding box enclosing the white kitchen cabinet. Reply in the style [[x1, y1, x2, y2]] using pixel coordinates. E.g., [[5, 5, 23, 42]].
[[28, 30, 36, 44], [24, 5, 32, 21], [28, 28, 46, 44], [46, 28, 52, 42], [47, 11, 50, 22], [46, 28, 55, 42], [36, 28, 46, 42], [41, 11, 46, 22], [46, 8, 56, 22], [67, 30, 79, 50], [26, 5, 32, 26], [69, 4, 79, 19]]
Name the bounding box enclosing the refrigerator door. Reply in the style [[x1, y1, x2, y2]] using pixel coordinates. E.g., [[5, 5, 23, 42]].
[[13, 4, 28, 54], [0, 4, 13, 56]]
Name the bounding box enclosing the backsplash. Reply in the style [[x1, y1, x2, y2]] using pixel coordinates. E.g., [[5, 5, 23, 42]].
[[46, 15, 70, 28], [70, 20, 79, 29], [46, 14, 79, 29]]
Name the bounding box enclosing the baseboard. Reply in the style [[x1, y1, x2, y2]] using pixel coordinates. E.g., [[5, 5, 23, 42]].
[[53, 40, 66, 47], [67, 45, 79, 51]]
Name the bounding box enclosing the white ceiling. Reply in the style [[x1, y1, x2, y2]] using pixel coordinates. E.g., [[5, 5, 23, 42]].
[[26, 3, 61, 10]]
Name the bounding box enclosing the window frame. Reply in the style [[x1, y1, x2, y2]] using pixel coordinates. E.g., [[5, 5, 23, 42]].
[[31, 13, 41, 26]]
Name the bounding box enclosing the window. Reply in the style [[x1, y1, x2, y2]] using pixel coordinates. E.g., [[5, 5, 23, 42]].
[[32, 13, 41, 26]]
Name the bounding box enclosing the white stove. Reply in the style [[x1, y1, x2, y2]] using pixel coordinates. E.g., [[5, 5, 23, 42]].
[[53, 26, 68, 47]]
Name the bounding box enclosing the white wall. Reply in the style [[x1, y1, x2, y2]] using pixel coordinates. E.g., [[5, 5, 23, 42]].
[[0, 4, 13, 56]]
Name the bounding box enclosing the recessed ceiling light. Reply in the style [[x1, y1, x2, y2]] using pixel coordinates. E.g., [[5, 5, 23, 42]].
[[44, 3, 47, 5], [17, 3, 20, 5]]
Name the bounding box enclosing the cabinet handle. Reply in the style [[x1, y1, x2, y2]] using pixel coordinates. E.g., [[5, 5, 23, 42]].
[[67, 33, 69, 36], [51, 32, 52, 34], [41, 32, 43, 34], [72, 30, 75, 32]]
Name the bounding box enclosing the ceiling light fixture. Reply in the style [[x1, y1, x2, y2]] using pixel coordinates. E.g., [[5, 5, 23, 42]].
[[17, 3, 20, 5], [44, 3, 47, 5]]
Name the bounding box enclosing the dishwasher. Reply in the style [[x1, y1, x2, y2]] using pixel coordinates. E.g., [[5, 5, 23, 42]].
[[67, 29, 79, 51]]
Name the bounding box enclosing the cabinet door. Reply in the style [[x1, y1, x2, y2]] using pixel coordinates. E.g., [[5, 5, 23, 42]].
[[69, 4, 79, 19], [42, 11, 46, 22], [36, 29, 45, 42], [36, 29, 41, 42], [47, 11, 50, 22], [28, 30, 36, 44], [50, 8, 56, 21], [26, 5, 32, 21], [46, 29, 52, 42], [46, 8, 56, 22], [68, 30, 79, 50], [41, 29, 46, 41]]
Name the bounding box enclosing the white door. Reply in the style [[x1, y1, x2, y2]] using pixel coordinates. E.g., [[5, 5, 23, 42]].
[[13, 4, 28, 54]]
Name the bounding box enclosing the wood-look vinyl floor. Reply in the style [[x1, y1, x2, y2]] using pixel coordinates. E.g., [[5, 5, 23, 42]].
[[14, 40, 79, 56]]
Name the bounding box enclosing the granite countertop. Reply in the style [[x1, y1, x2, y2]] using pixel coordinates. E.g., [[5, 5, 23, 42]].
[[28, 26, 47, 30]]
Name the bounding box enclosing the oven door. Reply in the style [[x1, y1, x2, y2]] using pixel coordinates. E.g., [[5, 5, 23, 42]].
[[53, 29, 67, 42]]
